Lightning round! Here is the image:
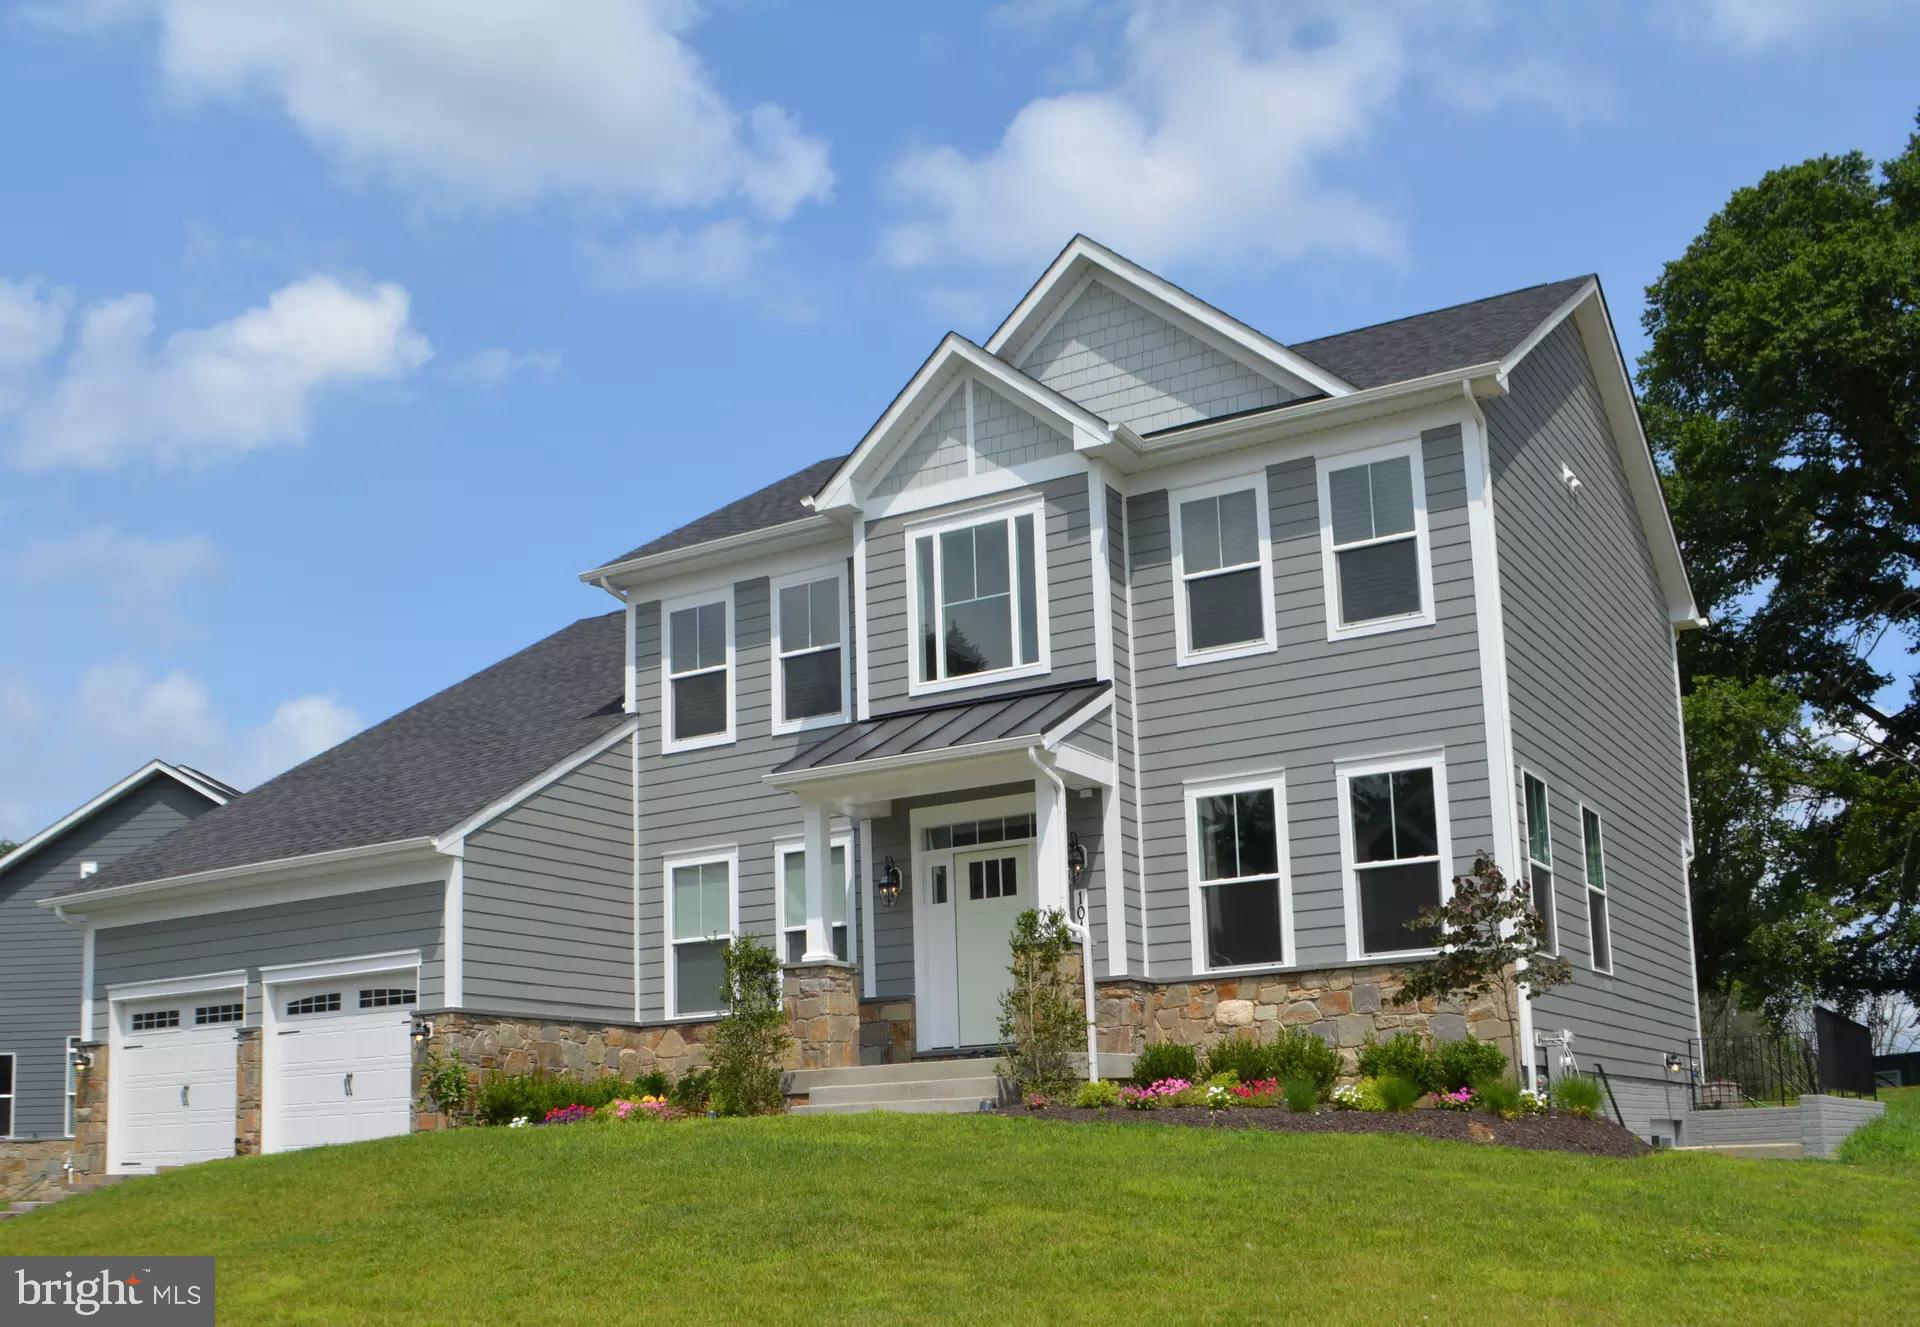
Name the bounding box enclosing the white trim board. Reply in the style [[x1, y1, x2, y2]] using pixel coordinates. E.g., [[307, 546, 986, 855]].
[[104, 970, 248, 1004], [435, 717, 640, 848]]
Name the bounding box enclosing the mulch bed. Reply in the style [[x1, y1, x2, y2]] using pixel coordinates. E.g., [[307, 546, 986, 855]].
[[1007, 1106, 1650, 1158]]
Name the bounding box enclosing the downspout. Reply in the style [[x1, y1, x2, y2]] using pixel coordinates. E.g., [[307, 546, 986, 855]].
[[1028, 747, 1099, 1085]]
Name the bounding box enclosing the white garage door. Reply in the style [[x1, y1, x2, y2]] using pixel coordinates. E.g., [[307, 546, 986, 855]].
[[268, 973, 416, 1153], [110, 996, 241, 1175]]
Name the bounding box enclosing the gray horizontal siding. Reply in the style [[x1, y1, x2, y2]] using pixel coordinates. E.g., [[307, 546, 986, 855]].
[[463, 742, 636, 1022], [1131, 428, 1492, 977], [94, 880, 446, 1025], [864, 474, 1095, 712], [0, 776, 215, 1138], [1489, 319, 1698, 1079], [1110, 481, 1145, 972]]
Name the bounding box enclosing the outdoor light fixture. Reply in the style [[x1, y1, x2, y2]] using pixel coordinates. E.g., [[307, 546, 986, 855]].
[[69, 1046, 93, 1073], [411, 1018, 435, 1045], [1664, 1053, 1685, 1075], [876, 855, 902, 909], [1067, 832, 1087, 886]]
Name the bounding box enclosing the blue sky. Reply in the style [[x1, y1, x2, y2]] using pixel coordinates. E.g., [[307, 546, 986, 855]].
[[1, 0, 1916, 837]]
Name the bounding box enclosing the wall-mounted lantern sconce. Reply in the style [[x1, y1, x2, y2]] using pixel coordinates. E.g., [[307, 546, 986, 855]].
[[70, 1045, 93, 1073], [876, 856, 902, 909], [1067, 832, 1087, 886], [1067, 832, 1089, 925], [411, 1018, 435, 1046], [1664, 1052, 1686, 1076]]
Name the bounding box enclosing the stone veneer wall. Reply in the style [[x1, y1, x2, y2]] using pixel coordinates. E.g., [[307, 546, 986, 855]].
[[783, 962, 858, 1070], [235, 1029, 263, 1155], [859, 999, 916, 1065], [0, 1041, 113, 1204]]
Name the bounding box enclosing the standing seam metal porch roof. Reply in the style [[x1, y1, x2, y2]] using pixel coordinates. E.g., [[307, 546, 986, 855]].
[[771, 680, 1110, 775]]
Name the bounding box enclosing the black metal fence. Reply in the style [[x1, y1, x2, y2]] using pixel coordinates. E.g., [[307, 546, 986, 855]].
[[1687, 1008, 1878, 1108]]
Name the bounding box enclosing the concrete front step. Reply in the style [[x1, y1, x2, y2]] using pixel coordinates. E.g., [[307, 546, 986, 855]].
[[806, 1074, 1003, 1109], [790, 1095, 997, 1116], [1674, 1142, 1805, 1160], [785, 1058, 1001, 1093]]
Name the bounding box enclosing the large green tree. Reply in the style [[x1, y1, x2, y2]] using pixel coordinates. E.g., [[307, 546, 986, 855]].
[[1641, 113, 1920, 1021]]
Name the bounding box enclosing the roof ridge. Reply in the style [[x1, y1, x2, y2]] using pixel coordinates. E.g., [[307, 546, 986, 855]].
[[1292, 274, 1593, 348]]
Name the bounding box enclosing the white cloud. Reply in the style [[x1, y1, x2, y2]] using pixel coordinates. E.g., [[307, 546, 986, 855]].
[[446, 347, 562, 387], [0, 278, 70, 411], [880, 1, 1603, 276], [5, 274, 431, 471], [1659, 0, 1906, 53], [69, 0, 832, 220], [586, 218, 773, 293], [14, 526, 225, 633]]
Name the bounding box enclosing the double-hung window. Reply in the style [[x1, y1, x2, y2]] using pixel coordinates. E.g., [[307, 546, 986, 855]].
[[667, 851, 737, 1017], [0, 1052, 13, 1137], [1186, 774, 1290, 971], [772, 570, 847, 732], [909, 503, 1046, 692], [1171, 474, 1274, 663], [663, 591, 732, 751], [65, 1036, 81, 1137], [1318, 441, 1434, 639], [1522, 773, 1558, 952], [778, 840, 850, 963], [1581, 807, 1613, 974], [1339, 753, 1451, 959]]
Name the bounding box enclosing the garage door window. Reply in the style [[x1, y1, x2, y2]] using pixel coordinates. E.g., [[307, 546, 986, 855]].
[[286, 993, 342, 1017], [359, 988, 417, 1009], [0, 1053, 13, 1137], [196, 1003, 243, 1026], [131, 1010, 180, 1032]]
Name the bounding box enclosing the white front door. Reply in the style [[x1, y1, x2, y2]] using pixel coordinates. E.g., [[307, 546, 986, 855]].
[[268, 975, 415, 1153], [953, 844, 1030, 1047], [110, 998, 240, 1175]]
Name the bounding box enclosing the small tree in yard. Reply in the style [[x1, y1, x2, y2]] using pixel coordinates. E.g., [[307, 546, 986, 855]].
[[998, 908, 1084, 1095], [708, 934, 790, 1116], [1391, 853, 1572, 1074]]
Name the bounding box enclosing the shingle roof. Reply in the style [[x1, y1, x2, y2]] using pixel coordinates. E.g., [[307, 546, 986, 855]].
[[1289, 276, 1592, 390], [592, 454, 846, 571], [64, 613, 629, 895], [772, 679, 1110, 775]]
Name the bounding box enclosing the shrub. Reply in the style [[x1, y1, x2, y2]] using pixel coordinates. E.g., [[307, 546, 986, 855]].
[[708, 934, 790, 1116], [999, 908, 1086, 1095], [477, 1071, 659, 1126], [1357, 1033, 1436, 1092], [1283, 1077, 1320, 1113], [1474, 1076, 1524, 1120], [1131, 1041, 1200, 1087], [1332, 1079, 1387, 1112], [417, 1048, 475, 1122], [1072, 1079, 1121, 1109], [1268, 1028, 1340, 1099], [1552, 1074, 1604, 1119], [1376, 1074, 1423, 1112], [1433, 1036, 1508, 1091], [1200, 1036, 1267, 1084], [669, 1068, 714, 1113]]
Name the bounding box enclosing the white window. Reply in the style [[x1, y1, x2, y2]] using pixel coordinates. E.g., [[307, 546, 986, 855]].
[[65, 1036, 81, 1138], [1581, 806, 1613, 974], [1338, 751, 1453, 959], [1184, 772, 1292, 972], [777, 839, 851, 964], [662, 589, 734, 752], [772, 568, 848, 733], [0, 1052, 13, 1137], [666, 850, 738, 1017], [1316, 440, 1435, 640], [1170, 473, 1275, 665], [1522, 771, 1558, 954], [907, 501, 1048, 694]]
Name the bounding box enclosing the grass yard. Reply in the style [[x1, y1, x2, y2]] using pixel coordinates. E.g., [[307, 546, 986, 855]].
[[1835, 1084, 1920, 1169], [3, 1114, 1916, 1325]]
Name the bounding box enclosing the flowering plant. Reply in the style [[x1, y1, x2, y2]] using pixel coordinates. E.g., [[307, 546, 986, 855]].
[[543, 1104, 595, 1126], [601, 1095, 676, 1122], [1434, 1086, 1475, 1113], [1518, 1089, 1548, 1117], [508, 1115, 530, 1129], [1331, 1084, 1363, 1111], [1230, 1078, 1280, 1106], [1119, 1077, 1191, 1109], [1023, 1091, 1050, 1111], [1204, 1083, 1233, 1111]]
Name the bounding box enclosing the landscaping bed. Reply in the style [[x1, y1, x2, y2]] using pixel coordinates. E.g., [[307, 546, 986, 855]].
[[1012, 1103, 1649, 1157]]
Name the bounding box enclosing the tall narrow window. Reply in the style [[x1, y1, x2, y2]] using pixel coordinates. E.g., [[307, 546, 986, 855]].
[[0, 1053, 14, 1138], [65, 1036, 81, 1138], [1582, 807, 1613, 974], [780, 842, 849, 964], [910, 505, 1045, 690], [1172, 476, 1273, 662], [1342, 758, 1448, 958], [664, 595, 731, 749], [1187, 777, 1288, 970], [773, 572, 846, 730], [1523, 772, 1557, 953], [669, 855, 735, 1016], [1319, 443, 1432, 638]]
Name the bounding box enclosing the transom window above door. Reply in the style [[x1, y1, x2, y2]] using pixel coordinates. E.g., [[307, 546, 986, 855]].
[[773, 571, 847, 732], [909, 503, 1047, 693], [1318, 442, 1435, 639], [1171, 475, 1275, 664], [663, 592, 732, 751], [1339, 754, 1451, 959]]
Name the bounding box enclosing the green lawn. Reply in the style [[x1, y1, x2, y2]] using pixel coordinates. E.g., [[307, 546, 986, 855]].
[[3, 1115, 1915, 1325], [1835, 1084, 1920, 1169]]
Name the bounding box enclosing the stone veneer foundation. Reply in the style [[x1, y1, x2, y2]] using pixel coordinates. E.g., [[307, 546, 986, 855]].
[[0, 1041, 111, 1204]]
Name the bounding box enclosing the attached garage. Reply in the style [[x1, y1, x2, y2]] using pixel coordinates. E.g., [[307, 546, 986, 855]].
[[262, 952, 420, 1154], [107, 975, 243, 1175]]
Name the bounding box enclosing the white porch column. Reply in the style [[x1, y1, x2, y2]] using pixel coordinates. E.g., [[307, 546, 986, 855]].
[[1032, 758, 1069, 916], [801, 799, 837, 962]]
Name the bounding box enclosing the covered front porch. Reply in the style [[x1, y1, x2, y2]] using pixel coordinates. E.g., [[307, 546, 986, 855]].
[[766, 680, 1120, 1063]]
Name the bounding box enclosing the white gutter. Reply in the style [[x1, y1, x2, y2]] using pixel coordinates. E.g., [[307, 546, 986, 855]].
[[38, 836, 442, 914], [1029, 747, 1099, 1086], [578, 513, 841, 588]]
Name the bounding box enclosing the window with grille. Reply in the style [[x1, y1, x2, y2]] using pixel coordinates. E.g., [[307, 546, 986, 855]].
[[131, 1010, 180, 1032], [1319, 443, 1434, 638], [359, 988, 417, 1009], [195, 1003, 243, 1025], [286, 993, 342, 1017]]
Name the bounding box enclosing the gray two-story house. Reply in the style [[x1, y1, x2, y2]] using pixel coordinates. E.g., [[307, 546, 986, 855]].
[[39, 237, 1703, 1168]]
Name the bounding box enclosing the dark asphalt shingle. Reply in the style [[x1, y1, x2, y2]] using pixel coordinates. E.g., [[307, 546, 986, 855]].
[[65, 613, 629, 895], [773, 680, 1110, 775], [591, 454, 846, 571]]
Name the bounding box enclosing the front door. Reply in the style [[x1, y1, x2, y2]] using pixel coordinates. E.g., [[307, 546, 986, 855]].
[[953, 844, 1030, 1047]]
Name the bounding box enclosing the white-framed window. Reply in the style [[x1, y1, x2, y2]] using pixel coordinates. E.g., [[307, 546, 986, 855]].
[[1169, 472, 1275, 665], [771, 567, 848, 733], [1184, 771, 1292, 973], [661, 588, 734, 752], [65, 1036, 81, 1138], [1316, 439, 1435, 640], [1581, 805, 1613, 974], [776, 838, 852, 964], [1522, 770, 1558, 954], [0, 1052, 14, 1138], [906, 499, 1049, 695], [665, 849, 739, 1018], [1337, 750, 1453, 960]]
